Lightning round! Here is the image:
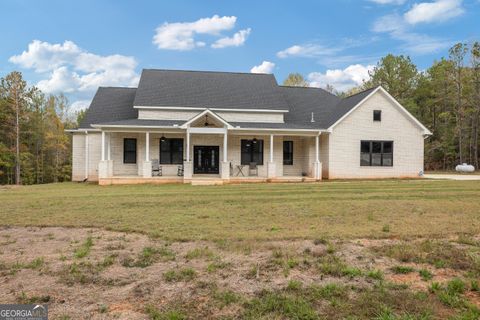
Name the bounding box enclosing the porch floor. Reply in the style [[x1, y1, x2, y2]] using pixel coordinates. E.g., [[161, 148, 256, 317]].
[[99, 175, 319, 185]]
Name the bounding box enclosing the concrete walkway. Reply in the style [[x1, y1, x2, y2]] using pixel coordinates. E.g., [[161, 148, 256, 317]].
[[423, 174, 480, 180]]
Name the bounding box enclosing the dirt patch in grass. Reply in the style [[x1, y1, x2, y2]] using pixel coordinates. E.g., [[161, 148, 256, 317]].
[[0, 226, 479, 319]]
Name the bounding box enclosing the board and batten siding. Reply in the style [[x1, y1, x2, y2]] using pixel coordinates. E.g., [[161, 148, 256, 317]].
[[327, 90, 425, 179], [137, 108, 284, 123]]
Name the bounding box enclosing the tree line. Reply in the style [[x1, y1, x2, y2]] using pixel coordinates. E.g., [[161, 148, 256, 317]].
[[284, 42, 480, 170], [0, 71, 77, 185]]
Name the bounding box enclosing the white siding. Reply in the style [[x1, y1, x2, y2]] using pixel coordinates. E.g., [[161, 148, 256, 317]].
[[282, 136, 311, 176], [72, 133, 85, 181], [71, 132, 101, 181], [138, 109, 199, 121], [327, 90, 425, 179], [216, 111, 284, 123], [137, 108, 284, 123]]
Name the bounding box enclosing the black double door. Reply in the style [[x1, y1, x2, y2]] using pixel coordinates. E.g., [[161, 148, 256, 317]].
[[193, 146, 219, 174]]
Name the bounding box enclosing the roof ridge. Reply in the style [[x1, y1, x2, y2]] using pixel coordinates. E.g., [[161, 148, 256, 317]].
[[279, 85, 340, 99], [342, 86, 378, 99], [98, 86, 137, 90], [142, 68, 274, 77], [279, 85, 317, 89]]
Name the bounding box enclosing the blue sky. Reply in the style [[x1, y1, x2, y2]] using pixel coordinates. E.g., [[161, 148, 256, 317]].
[[1, 0, 479, 110]]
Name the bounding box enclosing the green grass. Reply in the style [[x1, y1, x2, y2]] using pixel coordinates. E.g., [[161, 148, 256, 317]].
[[163, 268, 197, 282], [373, 240, 480, 276], [1, 180, 480, 240], [122, 246, 175, 268], [391, 266, 415, 274], [74, 237, 93, 258]]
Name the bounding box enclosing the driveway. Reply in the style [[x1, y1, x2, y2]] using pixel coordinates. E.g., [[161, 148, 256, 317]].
[[423, 174, 480, 181]]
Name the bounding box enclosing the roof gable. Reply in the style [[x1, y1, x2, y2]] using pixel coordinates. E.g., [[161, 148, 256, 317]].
[[327, 86, 431, 135], [181, 109, 232, 129]]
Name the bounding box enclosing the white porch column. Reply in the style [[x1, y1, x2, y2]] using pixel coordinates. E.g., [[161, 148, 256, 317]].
[[98, 131, 109, 179], [221, 130, 229, 180], [313, 134, 322, 180], [186, 130, 190, 161], [106, 133, 113, 177], [101, 131, 106, 161], [223, 131, 228, 162], [84, 131, 89, 180], [145, 131, 150, 161], [267, 134, 276, 179], [270, 134, 274, 163], [142, 131, 152, 178], [107, 133, 111, 161], [183, 129, 193, 181]]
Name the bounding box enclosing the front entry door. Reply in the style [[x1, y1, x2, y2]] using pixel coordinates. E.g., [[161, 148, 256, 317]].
[[193, 146, 220, 174]]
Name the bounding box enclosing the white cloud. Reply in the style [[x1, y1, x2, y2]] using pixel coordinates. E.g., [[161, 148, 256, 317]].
[[368, 0, 406, 4], [9, 40, 81, 73], [70, 99, 91, 112], [372, 14, 405, 33], [277, 44, 340, 58], [153, 15, 250, 50], [36, 66, 80, 93], [9, 40, 139, 95], [404, 0, 464, 25], [393, 31, 452, 53], [308, 64, 374, 92], [250, 61, 275, 74], [372, 7, 455, 54], [211, 28, 251, 48]]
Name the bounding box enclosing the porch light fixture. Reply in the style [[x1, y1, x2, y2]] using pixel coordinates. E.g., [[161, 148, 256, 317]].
[[160, 134, 166, 142], [252, 137, 257, 144]]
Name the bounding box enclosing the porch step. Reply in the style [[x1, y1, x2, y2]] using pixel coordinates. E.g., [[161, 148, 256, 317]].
[[191, 178, 224, 186]]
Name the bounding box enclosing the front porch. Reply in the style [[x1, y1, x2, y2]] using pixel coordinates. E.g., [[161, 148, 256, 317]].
[[94, 113, 324, 185], [98, 174, 318, 186]]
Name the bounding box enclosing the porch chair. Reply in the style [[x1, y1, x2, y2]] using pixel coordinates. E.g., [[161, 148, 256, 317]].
[[152, 159, 162, 176], [249, 162, 258, 176], [177, 164, 184, 176], [229, 162, 234, 176]]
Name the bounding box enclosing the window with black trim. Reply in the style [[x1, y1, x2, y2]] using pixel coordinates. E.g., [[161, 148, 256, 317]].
[[283, 141, 293, 165], [373, 110, 382, 121], [241, 139, 264, 165], [160, 138, 184, 164], [360, 140, 393, 166], [123, 138, 137, 164]]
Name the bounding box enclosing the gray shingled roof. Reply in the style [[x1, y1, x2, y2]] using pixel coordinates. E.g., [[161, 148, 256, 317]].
[[280, 86, 341, 129], [133, 69, 289, 110], [92, 119, 184, 127], [78, 69, 379, 130], [79, 87, 137, 129], [322, 87, 377, 127]]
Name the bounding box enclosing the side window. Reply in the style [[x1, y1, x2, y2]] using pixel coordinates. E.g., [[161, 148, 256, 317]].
[[360, 140, 393, 166], [373, 110, 381, 121], [160, 138, 184, 164], [123, 138, 137, 164], [241, 139, 264, 165], [283, 141, 293, 165]]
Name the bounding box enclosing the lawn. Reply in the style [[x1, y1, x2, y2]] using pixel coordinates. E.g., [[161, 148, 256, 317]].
[[1, 179, 480, 240]]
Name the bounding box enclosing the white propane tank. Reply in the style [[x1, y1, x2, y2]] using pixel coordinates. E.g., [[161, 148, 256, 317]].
[[455, 163, 475, 173]]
